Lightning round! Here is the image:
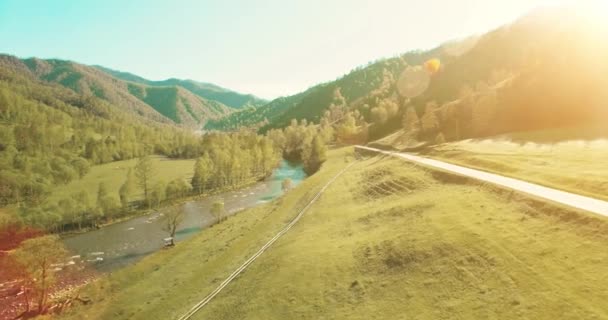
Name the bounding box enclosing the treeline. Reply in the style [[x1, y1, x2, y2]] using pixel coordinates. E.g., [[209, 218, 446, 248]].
[[14, 131, 282, 232], [0, 76, 212, 207]]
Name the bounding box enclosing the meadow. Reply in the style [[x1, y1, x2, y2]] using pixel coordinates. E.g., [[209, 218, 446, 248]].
[[48, 156, 196, 205], [427, 126, 608, 201], [61, 147, 608, 319]]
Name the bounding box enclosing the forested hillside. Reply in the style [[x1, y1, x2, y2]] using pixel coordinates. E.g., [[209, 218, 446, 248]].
[[97, 66, 267, 109], [0, 64, 204, 205], [207, 8, 608, 145], [0, 55, 244, 128], [0, 60, 291, 232], [0, 53, 335, 233]]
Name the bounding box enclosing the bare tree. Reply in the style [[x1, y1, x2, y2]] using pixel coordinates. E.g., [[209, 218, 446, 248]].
[[13, 235, 68, 314], [161, 206, 183, 247]]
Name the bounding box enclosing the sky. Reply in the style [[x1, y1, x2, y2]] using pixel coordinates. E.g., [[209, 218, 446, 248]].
[[0, 0, 569, 99]]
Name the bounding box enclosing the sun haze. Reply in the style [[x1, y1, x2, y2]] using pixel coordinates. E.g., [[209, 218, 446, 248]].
[[0, 0, 568, 99]]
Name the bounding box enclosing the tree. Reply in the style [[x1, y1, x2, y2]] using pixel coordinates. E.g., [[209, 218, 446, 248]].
[[282, 178, 293, 192], [302, 135, 327, 175], [96, 182, 118, 223], [191, 155, 211, 195], [421, 102, 440, 137], [161, 206, 183, 246], [119, 168, 137, 209], [13, 235, 68, 314], [402, 106, 421, 134], [211, 200, 225, 223], [166, 178, 192, 200], [134, 156, 155, 207], [73, 191, 91, 230], [150, 181, 166, 209], [370, 106, 388, 124]]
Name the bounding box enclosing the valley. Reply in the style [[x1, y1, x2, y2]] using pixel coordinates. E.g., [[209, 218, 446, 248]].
[[2, 2, 608, 319], [61, 148, 608, 320]]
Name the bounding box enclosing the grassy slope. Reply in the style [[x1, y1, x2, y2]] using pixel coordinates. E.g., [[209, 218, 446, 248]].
[[48, 156, 195, 204], [426, 126, 608, 201], [61, 148, 355, 320], [62, 147, 608, 319]]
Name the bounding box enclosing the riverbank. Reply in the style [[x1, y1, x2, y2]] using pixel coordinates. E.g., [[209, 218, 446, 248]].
[[58, 148, 352, 320], [1, 160, 307, 319], [59, 174, 270, 238], [62, 146, 608, 320], [59, 159, 307, 272]]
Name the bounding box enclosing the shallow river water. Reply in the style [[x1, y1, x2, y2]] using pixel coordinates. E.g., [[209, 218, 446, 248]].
[[61, 160, 306, 272]]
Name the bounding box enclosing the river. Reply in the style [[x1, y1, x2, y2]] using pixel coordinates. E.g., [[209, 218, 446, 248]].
[[61, 160, 306, 272]]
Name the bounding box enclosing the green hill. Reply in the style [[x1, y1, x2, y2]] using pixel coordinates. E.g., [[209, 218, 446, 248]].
[[64, 148, 608, 320], [0, 55, 240, 127], [208, 7, 608, 144], [96, 66, 268, 110], [125, 83, 231, 126], [0, 57, 210, 208]]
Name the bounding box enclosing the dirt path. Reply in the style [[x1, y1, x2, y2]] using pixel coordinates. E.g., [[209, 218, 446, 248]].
[[356, 146, 608, 217], [176, 161, 357, 320]]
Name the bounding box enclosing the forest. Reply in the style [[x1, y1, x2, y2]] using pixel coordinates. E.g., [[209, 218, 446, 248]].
[[0, 62, 329, 233], [206, 8, 608, 148]]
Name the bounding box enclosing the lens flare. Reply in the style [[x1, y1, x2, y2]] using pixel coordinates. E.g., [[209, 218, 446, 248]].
[[397, 66, 430, 98], [424, 58, 441, 74]]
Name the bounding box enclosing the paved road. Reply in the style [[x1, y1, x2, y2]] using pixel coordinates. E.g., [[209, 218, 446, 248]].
[[356, 146, 608, 217]]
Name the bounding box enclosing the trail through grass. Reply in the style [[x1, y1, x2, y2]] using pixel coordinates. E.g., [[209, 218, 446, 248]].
[[62, 147, 608, 320]]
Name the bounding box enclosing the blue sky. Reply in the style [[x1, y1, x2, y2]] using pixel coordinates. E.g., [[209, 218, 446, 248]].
[[0, 0, 566, 99]]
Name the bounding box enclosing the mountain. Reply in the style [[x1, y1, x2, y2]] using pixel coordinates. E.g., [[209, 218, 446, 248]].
[[0, 54, 219, 207], [0, 55, 244, 127], [95, 66, 268, 110], [203, 49, 435, 132], [208, 6, 608, 143]]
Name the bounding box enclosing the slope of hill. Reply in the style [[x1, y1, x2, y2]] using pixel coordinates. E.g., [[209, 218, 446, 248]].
[[203, 52, 430, 132], [0, 55, 237, 127], [0, 55, 173, 125], [96, 66, 268, 109], [125, 83, 231, 126], [0, 58, 212, 208], [63, 148, 608, 320], [208, 7, 608, 144]]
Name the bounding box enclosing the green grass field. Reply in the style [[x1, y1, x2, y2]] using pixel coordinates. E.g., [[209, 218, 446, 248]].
[[48, 156, 196, 205], [426, 126, 608, 201], [61, 147, 608, 319]]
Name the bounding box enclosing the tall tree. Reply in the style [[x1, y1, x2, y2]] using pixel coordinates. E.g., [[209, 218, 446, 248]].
[[150, 181, 166, 209], [96, 182, 117, 223], [191, 155, 211, 195], [134, 156, 155, 207], [119, 168, 137, 209], [302, 135, 327, 175]]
